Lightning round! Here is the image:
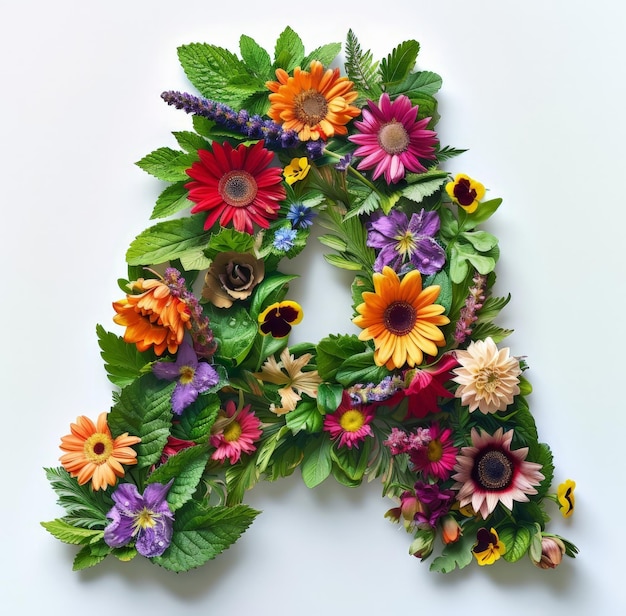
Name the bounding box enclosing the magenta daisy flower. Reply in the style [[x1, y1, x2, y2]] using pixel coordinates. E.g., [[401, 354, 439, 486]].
[[210, 400, 262, 464], [452, 427, 545, 519], [348, 93, 438, 184], [323, 392, 375, 449], [408, 423, 457, 481], [185, 140, 286, 234]]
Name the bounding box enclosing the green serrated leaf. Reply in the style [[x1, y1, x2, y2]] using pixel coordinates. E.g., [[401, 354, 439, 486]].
[[344, 29, 382, 98], [175, 393, 221, 443], [150, 182, 192, 220], [41, 519, 104, 546], [387, 70, 443, 97], [178, 246, 212, 271], [73, 543, 110, 571], [173, 130, 211, 153], [316, 334, 366, 381], [402, 176, 447, 204], [126, 215, 211, 266], [239, 34, 272, 78], [429, 530, 475, 573], [204, 227, 255, 258], [302, 42, 342, 70], [96, 324, 154, 388], [380, 40, 420, 86], [107, 373, 174, 469], [273, 26, 305, 72], [136, 147, 188, 182], [153, 503, 258, 572], [148, 445, 210, 512]]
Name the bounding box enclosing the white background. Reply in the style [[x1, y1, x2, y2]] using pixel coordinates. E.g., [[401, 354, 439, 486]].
[[2, 1, 625, 614]]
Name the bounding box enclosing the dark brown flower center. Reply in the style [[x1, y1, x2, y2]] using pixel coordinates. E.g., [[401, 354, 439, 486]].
[[294, 89, 329, 126], [93, 442, 105, 455], [378, 120, 410, 155], [384, 301, 417, 336], [474, 449, 514, 490], [218, 170, 258, 207]]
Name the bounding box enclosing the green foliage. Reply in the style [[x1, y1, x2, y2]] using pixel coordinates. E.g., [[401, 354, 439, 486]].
[[175, 393, 221, 443], [154, 503, 259, 572], [41, 519, 104, 546], [429, 529, 476, 573], [316, 334, 367, 381], [500, 524, 533, 563], [301, 435, 332, 487], [136, 147, 198, 182], [344, 29, 382, 100], [286, 399, 324, 434], [150, 182, 192, 220], [203, 303, 258, 366], [379, 40, 420, 87], [96, 324, 154, 388]]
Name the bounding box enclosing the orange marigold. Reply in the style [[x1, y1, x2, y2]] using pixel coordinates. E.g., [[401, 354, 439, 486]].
[[266, 60, 360, 141], [59, 412, 141, 491], [112, 278, 191, 356]]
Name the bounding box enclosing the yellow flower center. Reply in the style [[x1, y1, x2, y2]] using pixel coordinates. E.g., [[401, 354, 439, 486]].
[[475, 369, 500, 394], [427, 439, 443, 462], [384, 300, 417, 336], [476, 449, 513, 490], [135, 507, 157, 530], [218, 170, 258, 207], [395, 230, 417, 259], [294, 89, 329, 126], [223, 421, 243, 442], [84, 433, 114, 465], [378, 120, 410, 155], [178, 365, 195, 385], [339, 409, 366, 432]]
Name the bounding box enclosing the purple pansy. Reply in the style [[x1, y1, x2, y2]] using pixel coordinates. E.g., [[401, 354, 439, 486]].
[[153, 340, 219, 414], [104, 481, 174, 557], [367, 209, 446, 275]]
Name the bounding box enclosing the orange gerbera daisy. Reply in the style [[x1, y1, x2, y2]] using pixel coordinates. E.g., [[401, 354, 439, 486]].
[[59, 413, 141, 491], [353, 266, 449, 370], [266, 60, 360, 141], [112, 278, 191, 356]]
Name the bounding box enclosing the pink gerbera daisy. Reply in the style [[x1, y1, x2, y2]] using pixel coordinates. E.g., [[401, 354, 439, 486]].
[[185, 140, 286, 234], [452, 427, 545, 519], [348, 93, 438, 184], [409, 423, 457, 481], [323, 392, 375, 449], [210, 400, 262, 464]]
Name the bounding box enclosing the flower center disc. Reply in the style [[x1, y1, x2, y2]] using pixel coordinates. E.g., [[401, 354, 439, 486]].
[[218, 170, 258, 207], [223, 421, 243, 442], [427, 439, 443, 462], [84, 433, 114, 464], [384, 301, 417, 336], [378, 120, 410, 155], [476, 369, 500, 394], [475, 449, 514, 490], [294, 89, 329, 126], [340, 409, 366, 432]]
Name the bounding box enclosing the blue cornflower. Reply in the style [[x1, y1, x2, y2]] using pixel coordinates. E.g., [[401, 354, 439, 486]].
[[286, 203, 316, 229], [273, 227, 298, 251]]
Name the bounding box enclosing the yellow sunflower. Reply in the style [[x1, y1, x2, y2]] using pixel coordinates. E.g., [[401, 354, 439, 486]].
[[353, 266, 449, 370], [266, 60, 360, 141]]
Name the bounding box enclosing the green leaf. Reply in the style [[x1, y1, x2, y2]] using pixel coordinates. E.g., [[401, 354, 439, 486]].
[[249, 274, 297, 318], [500, 524, 533, 563], [225, 458, 261, 505], [316, 334, 366, 381], [286, 400, 324, 434], [44, 467, 111, 529], [402, 176, 447, 204], [173, 130, 211, 153], [204, 226, 256, 258], [330, 438, 371, 482], [107, 373, 174, 469], [379, 40, 420, 86], [317, 233, 348, 252], [301, 435, 332, 488], [323, 253, 364, 271], [204, 303, 258, 366], [344, 29, 381, 98], [317, 383, 344, 414], [437, 145, 467, 162], [126, 215, 211, 266], [302, 42, 342, 70], [153, 503, 258, 572], [460, 198, 503, 230], [387, 70, 443, 97], [273, 26, 305, 72], [178, 246, 212, 271], [150, 182, 192, 220], [148, 445, 211, 511], [470, 322, 513, 343], [136, 147, 188, 182], [475, 294, 511, 324], [379, 190, 402, 215], [73, 543, 110, 571], [96, 324, 154, 388], [176, 392, 222, 443], [423, 269, 452, 313], [239, 34, 272, 78], [336, 351, 389, 387], [429, 529, 475, 573], [460, 230, 499, 252], [41, 519, 104, 546]]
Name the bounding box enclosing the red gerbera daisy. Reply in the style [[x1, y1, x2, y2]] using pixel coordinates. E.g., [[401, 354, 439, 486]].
[[185, 140, 286, 234]]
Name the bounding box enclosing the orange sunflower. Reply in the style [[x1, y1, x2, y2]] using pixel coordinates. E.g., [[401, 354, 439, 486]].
[[353, 266, 449, 370], [113, 278, 191, 356], [59, 413, 141, 490], [266, 60, 360, 141]]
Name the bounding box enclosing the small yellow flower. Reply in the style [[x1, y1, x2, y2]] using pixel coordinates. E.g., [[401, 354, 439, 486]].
[[283, 157, 311, 185], [557, 479, 576, 518], [445, 173, 485, 213], [472, 527, 506, 566]]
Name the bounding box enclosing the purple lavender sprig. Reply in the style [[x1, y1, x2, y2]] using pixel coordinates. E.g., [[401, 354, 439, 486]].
[[453, 272, 487, 346], [160, 90, 300, 150], [163, 267, 217, 359]]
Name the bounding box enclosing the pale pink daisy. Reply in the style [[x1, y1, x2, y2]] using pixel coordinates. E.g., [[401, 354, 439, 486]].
[[452, 427, 545, 519], [210, 400, 262, 464], [348, 93, 438, 184]]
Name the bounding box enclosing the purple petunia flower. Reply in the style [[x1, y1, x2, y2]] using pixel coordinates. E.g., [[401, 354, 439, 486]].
[[153, 340, 219, 414], [367, 209, 446, 275], [413, 481, 455, 528], [104, 481, 174, 557]]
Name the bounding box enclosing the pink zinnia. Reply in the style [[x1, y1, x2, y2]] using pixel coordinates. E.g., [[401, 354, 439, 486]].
[[409, 422, 457, 481], [323, 392, 375, 449], [452, 427, 545, 519], [348, 93, 438, 184], [210, 400, 262, 464]]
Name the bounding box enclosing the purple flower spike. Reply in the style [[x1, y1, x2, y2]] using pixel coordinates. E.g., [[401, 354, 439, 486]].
[[104, 481, 174, 558], [153, 340, 220, 414], [367, 208, 446, 275]]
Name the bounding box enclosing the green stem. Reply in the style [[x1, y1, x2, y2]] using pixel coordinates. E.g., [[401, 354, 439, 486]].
[[323, 149, 380, 194]]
